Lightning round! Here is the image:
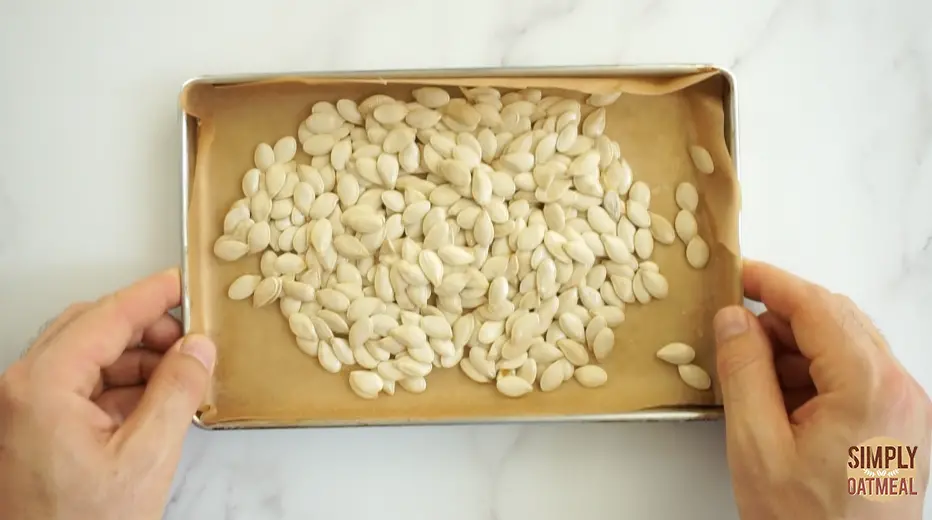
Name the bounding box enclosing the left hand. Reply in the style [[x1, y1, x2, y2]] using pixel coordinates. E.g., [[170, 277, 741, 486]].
[[0, 268, 216, 520]]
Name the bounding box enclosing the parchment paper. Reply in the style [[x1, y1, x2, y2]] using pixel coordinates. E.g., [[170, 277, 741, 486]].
[[182, 71, 742, 426]]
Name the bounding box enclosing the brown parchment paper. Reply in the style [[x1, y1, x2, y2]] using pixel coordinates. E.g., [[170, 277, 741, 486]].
[[182, 71, 741, 426]]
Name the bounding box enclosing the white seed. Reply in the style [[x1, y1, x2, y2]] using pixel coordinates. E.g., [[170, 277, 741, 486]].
[[283, 281, 315, 302], [632, 270, 651, 304], [413, 87, 450, 109], [245, 222, 271, 254], [574, 365, 608, 388], [517, 224, 546, 251], [604, 160, 633, 195], [686, 236, 710, 269], [563, 241, 595, 266], [558, 313, 585, 342], [336, 99, 363, 124], [317, 288, 351, 312], [584, 315, 607, 346], [478, 320, 504, 344], [539, 361, 565, 392], [629, 181, 651, 205], [254, 143, 275, 170], [296, 337, 319, 357], [496, 376, 533, 397], [517, 358, 538, 385], [306, 112, 343, 134], [592, 327, 614, 361], [460, 358, 490, 383], [678, 364, 712, 390], [591, 306, 624, 327], [675, 210, 698, 243], [400, 376, 428, 393], [657, 342, 696, 365], [557, 339, 589, 366], [317, 342, 342, 373], [675, 182, 699, 212], [626, 200, 651, 228], [332, 338, 356, 366], [529, 342, 563, 364], [586, 92, 622, 107], [330, 138, 352, 170], [641, 270, 669, 299], [634, 228, 654, 259], [399, 142, 420, 173], [649, 213, 675, 245], [587, 207, 615, 234], [502, 152, 534, 173], [421, 315, 453, 340], [308, 192, 339, 220], [252, 276, 282, 307], [438, 245, 474, 266], [241, 168, 261, 198], [347, 370, 382, 399], [582, 108, 606, 138], [228, 274, 261, 300], [303, 134, 336, 155], [373, 103, 408, 125], [688, 145, 714, 174]]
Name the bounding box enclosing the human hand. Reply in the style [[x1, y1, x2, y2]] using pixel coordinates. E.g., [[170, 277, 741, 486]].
[[0, 268, 216, 520], [715, 260, 932, 520]]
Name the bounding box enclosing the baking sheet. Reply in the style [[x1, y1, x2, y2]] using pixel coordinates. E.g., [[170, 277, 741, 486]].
[[182, 70, 742, 427]]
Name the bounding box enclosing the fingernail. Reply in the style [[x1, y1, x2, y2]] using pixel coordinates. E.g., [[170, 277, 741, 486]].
[[714, 306, 749, 343], [180, 335, 216, 372]]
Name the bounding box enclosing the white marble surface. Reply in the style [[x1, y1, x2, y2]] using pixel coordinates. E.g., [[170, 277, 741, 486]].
[[1, 0, 931, 518]]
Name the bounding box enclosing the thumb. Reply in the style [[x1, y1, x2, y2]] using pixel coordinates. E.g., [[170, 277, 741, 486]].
[[115, 334, 216, 452], [714, 306, 792, 443]]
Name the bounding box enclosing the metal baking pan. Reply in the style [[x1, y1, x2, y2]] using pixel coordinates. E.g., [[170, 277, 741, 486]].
[[180, 64, 738, 429]]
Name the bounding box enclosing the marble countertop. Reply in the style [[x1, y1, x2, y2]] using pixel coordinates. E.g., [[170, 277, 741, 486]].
[[2, 1, 930, 519]]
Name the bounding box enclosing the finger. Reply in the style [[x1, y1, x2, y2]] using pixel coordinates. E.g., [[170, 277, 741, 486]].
[[101, 348, 163, 388], [758, 311, 798, 353], [44, 269, 182, 395], [95, 386, 146, 425], [742, 260, 816, 318], [741, 260, 873, 393], [113, 335, 215, 456], [23, 302, 92, 360], [714, 305, 793, 446], [774, 353, 813, 390], [141, 314, 184, 352]]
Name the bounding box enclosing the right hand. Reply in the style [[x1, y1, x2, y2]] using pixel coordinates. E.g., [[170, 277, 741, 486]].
[[715, 260, 932, 520]]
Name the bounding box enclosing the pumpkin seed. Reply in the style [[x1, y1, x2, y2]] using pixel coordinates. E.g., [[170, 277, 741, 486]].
[[496, 375, 533, 397], [657, 342, 696, 365], [688, 145, 714, 174], [675, 182, 699, 212], [574, 365, 608, 388], [678, 364, 712, 390], [686, 236, 710, 268], [675, 210, 698, 243]]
